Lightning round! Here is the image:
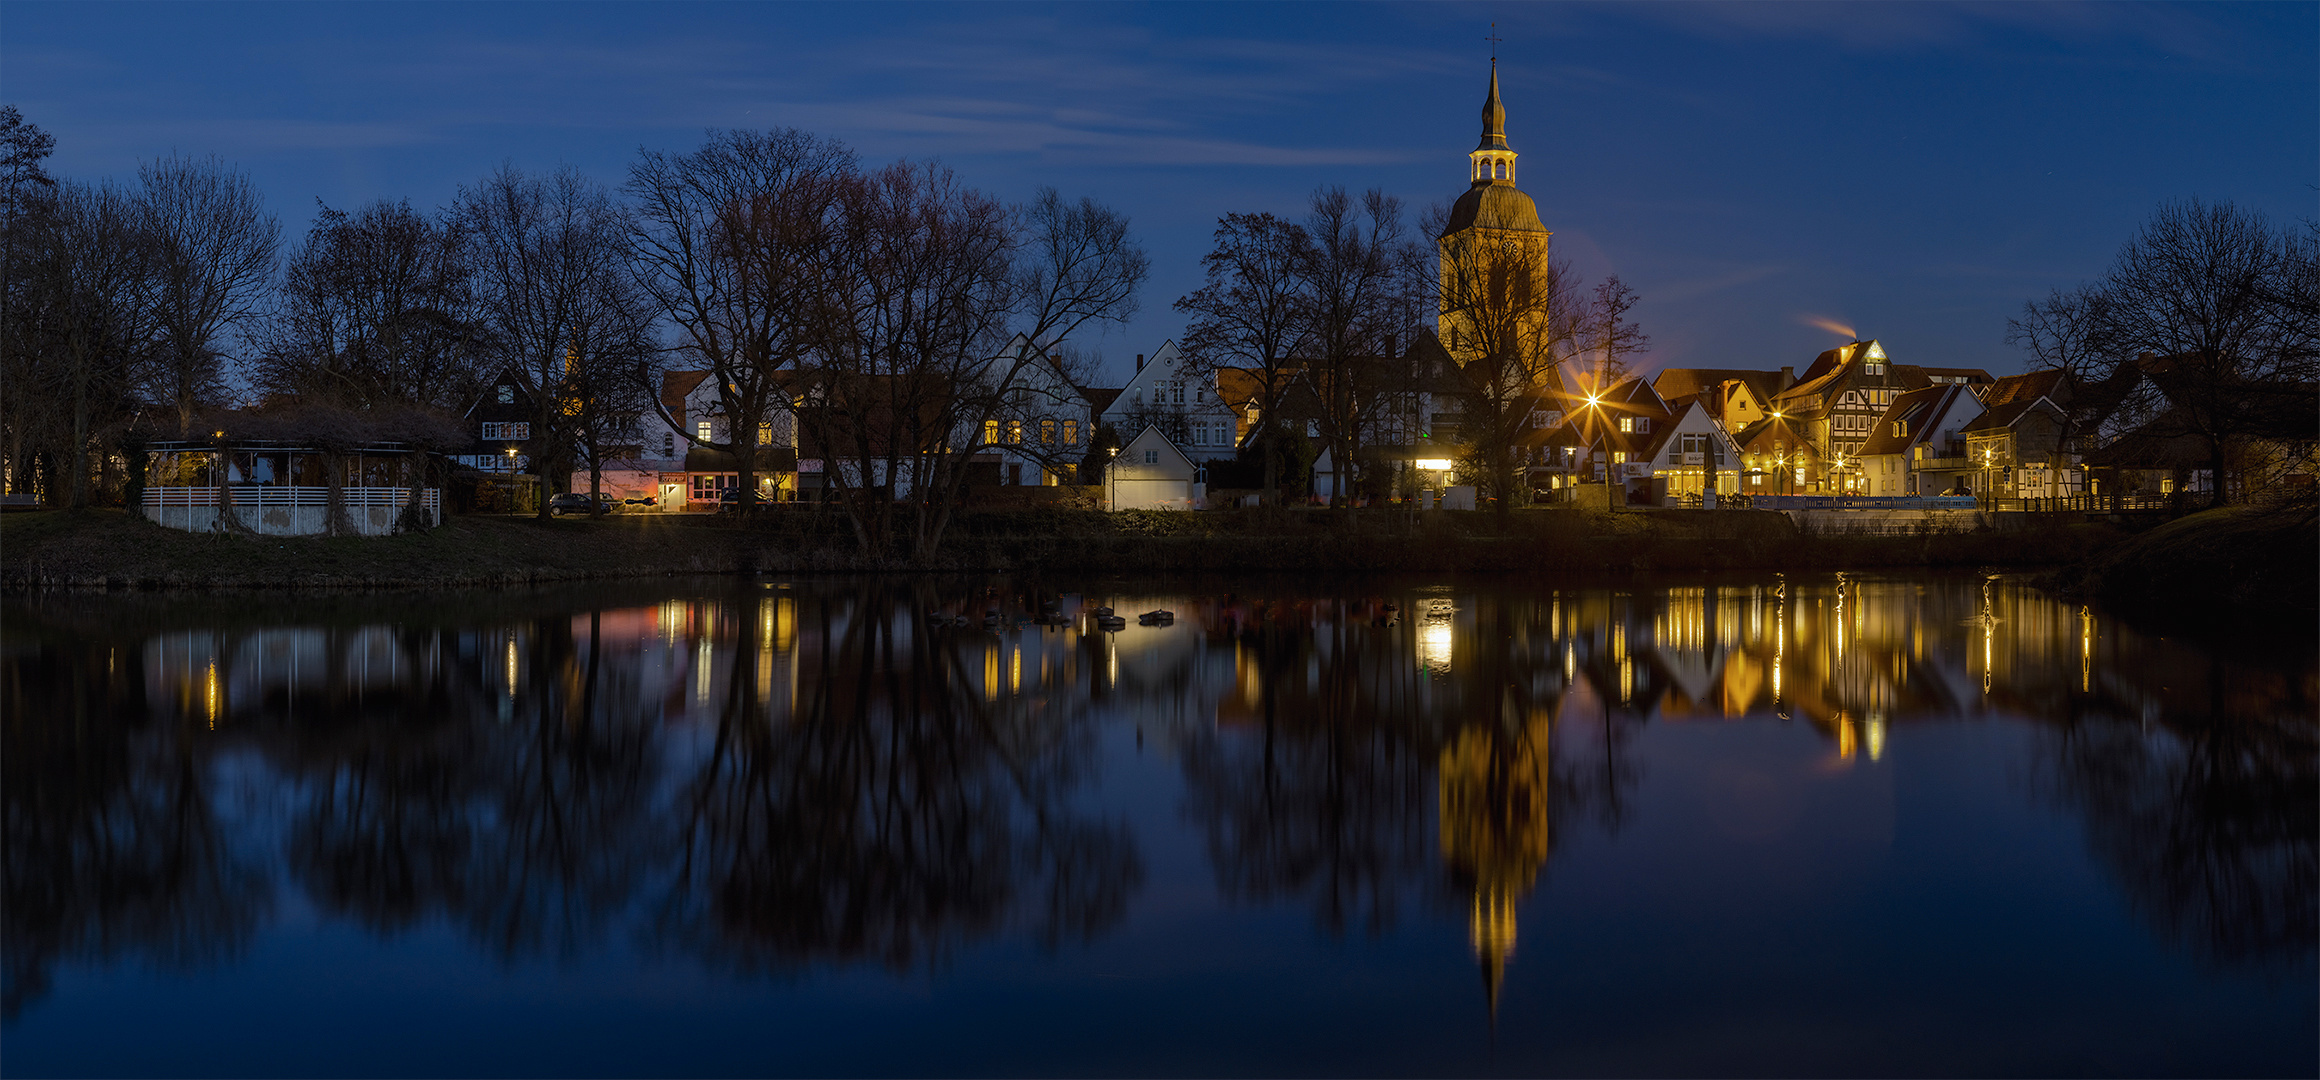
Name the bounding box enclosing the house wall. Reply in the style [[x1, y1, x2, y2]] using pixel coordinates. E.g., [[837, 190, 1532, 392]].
[[1654, 408, 1742, 497]]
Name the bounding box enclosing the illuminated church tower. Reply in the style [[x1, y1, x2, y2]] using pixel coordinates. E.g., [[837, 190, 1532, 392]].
[[1437, 60, 1555, 368]]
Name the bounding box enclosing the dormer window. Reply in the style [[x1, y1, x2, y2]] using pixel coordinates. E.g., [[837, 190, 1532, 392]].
[[496, 385, 514, 404]]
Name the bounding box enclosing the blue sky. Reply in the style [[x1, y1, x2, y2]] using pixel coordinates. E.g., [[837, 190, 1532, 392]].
[[5, 2, 2312, 386]]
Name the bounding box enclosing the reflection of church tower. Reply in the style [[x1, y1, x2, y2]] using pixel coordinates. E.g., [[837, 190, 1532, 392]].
[[1437, 712, 1554, 1018], [1437, 60, 1553, 367]]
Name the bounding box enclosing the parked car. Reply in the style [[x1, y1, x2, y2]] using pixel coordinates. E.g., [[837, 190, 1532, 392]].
[[548, 492, 617, 515], [716, 488, 768, 510]]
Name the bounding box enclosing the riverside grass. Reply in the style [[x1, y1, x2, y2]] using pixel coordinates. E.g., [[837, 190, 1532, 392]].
[[4, 504, 2134, 590]]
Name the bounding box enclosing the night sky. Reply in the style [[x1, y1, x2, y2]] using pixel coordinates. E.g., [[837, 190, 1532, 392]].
[[6, 1, 2312, 386]]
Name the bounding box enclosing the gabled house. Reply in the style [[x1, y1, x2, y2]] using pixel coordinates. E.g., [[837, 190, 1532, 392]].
[[1650, 399, 1744, 501], [1105, 425, 1205, 510], [1856, 383, 1983, 496], [1524, 373, 1674, 493], [980, 335, 1108, 486], [1099, 342, 1243, 461], [1731, 413, 1826, 495], [1767, 340, 1914, 469], [456, 370, 541, 476], [1961, 396, 2074, 498]]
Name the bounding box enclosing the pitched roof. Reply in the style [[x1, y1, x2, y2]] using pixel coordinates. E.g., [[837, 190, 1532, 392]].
[[1960, 396, 2063, 434], [1903, 365, 1994, 385], [1982, 370, 2069, 407], [1651, 368, 1789, 406]]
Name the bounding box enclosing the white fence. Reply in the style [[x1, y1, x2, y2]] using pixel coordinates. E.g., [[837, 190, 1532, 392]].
[[142, 486, 440, 536]]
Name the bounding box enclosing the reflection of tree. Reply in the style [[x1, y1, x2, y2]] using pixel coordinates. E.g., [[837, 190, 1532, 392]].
[[2, 638, 265, 1019], [463, 610, 661, 960], [1179, 608, 1435, 936], [284, 614, 660, 959], [2041, 656, 2318, 974], [662, 589, 1141, 972]]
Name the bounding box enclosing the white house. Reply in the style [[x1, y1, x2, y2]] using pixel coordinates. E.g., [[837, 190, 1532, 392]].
[[1651, 400, 1745, 501], [1098, 342, 1242, 461], [1106, 425, 1206, 510]]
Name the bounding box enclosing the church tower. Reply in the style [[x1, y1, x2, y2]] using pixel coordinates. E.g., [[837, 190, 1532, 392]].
[[1437, 60, 1553, 368]]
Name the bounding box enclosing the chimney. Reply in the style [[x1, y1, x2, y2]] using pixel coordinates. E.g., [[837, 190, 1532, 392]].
[[1779, 366, 1794, 390], [1135, 353, 1145, 373]]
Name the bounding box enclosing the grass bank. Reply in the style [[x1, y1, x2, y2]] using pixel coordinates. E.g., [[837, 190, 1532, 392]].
[[2044, 504, 2317, 624], [5, 506, 2128, 591]]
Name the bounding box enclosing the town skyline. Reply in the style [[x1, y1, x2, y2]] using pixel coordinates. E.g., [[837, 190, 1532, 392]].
[[6, 1, 2312, 384]]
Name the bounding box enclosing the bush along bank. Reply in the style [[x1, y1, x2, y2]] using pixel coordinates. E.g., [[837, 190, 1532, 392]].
[[5, 506, 2138, 590]]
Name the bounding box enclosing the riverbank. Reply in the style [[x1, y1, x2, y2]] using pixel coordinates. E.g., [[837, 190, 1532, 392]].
[[2, 506, 2133, 591], [2044, 503, 2317, 624]]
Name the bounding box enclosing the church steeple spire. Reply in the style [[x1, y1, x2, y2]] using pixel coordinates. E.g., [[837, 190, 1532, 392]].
[[1478, 61, 1509, 152], [1468, 56, 1518, 187]]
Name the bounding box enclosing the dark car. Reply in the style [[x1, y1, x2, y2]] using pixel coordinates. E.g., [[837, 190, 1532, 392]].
[[548, 492, 617, 515], [716, 488, 768, 510]]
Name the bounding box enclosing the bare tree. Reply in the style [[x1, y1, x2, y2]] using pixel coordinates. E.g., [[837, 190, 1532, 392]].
[[2012, 200, 2318, 506], [919, 187, 1145, 556], [626, 128, 854, 508], [1300, 187, 1417, 509], [137, 154, 279, 434], [805, 176, 1145, 562], [2006, 284, 2119, 386], [801, 160, 1014, 556], [1580, 275, 1649, 390], [458, 164, 653, 518], [1175, 212, 1311, 503], [258, 199, 484, 413]]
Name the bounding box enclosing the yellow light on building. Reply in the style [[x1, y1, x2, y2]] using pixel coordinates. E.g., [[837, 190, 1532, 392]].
[[1419, 619, 1453, 673], [1415, 459, 1456, 472]]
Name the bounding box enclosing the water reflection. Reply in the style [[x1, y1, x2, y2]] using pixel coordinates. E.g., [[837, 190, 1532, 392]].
[[3, 573, 2312, 1038]]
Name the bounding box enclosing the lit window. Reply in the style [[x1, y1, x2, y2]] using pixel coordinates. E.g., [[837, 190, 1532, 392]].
[[983, 419, 1000, 445], [757, 423, 772, 446], [696, 421, 712, 441], [1063, 420, 1079, 445], [1612, 451, 1628, 464], [1006, 420, 1023, 444]]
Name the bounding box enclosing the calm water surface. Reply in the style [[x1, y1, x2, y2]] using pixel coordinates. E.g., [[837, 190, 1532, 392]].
[[4, 572, 2313, 1077]]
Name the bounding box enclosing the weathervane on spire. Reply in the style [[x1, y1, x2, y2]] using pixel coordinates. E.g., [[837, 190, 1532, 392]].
[[1486, 22, 1502, 63]]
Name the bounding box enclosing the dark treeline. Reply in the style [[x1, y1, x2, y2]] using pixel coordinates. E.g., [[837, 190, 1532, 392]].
[[0, 109, 1153, 560]]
